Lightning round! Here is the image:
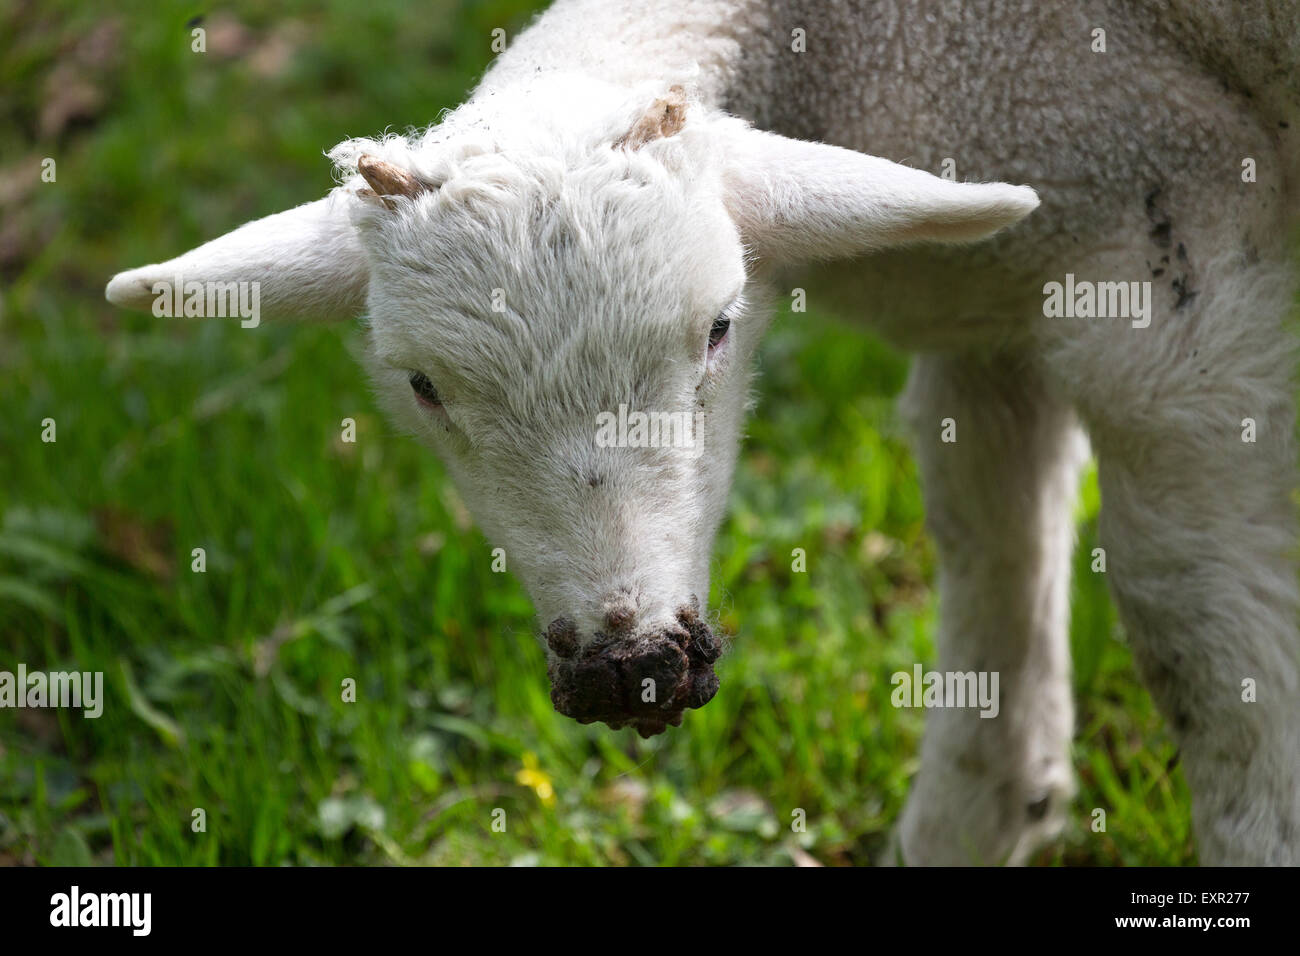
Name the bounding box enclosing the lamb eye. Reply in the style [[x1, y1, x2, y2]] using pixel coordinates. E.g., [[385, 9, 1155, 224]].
[[708, 316, 730, 349], [408, 370, 442, 407]]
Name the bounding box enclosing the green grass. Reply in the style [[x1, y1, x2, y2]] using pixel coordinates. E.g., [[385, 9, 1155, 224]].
[[0, 0, 1193, 865]]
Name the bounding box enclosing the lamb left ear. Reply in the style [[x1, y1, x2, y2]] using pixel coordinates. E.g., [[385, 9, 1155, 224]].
[[105, 195, 369, 321], [722, 126, 1040, 262]]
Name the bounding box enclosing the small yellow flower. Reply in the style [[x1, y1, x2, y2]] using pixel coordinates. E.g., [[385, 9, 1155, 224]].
[[515, 751, 555, 807]]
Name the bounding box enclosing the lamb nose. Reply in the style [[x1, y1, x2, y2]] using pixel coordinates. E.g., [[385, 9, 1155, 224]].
[[604, 604, 635, 634], [624, 638, 688, 701], [545, 618, 578, 658]]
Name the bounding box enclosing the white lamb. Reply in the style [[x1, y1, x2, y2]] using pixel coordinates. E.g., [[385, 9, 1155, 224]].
[[105, 0, 1300, 865]]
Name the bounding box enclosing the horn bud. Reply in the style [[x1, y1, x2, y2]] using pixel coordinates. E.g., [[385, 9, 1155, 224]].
[[614, 85, 688, 150], [356, 154, 424, 207]]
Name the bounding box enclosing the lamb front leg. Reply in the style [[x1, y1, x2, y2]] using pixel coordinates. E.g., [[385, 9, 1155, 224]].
[[893, 351, 1087, 864], [1072, 257, 1300, 865]]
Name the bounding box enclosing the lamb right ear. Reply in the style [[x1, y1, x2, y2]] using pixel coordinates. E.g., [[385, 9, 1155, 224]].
[[721, 125, 1040, 263], [105, 194, 369, 322]]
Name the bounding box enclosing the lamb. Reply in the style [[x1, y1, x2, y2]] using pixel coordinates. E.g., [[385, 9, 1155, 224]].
[[104, 0, 1300, 865]]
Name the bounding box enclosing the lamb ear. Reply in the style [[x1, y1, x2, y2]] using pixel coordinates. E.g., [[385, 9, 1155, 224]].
[[722, 126, 1040, 262], [105, 195, 368, 322]]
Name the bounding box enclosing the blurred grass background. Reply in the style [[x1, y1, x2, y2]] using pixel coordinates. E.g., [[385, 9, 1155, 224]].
[[0, 0, 1192, 865]]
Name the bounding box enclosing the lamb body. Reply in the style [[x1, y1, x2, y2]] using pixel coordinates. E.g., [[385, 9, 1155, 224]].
[[107, 0, 1300, 864]]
